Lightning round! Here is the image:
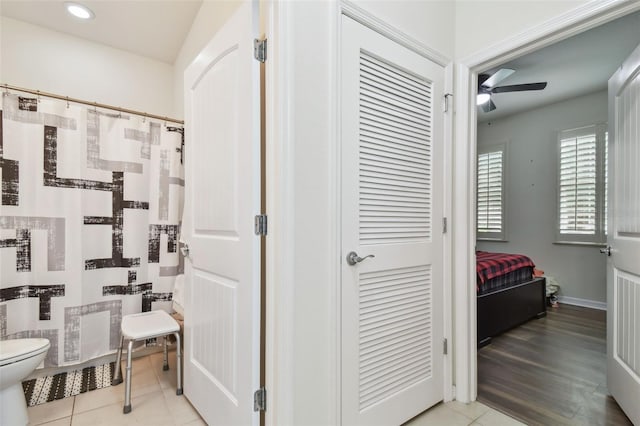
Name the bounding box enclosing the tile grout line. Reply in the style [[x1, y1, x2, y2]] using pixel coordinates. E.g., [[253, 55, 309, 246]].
[[70, 395, 76, 425]]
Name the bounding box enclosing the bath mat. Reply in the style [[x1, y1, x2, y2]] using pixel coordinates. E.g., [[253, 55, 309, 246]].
[[22, 361, 117, 407]]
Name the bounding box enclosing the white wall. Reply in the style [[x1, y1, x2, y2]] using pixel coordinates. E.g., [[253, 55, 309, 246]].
[[477, 90, 608, 303], [2, 0, 243, 120], [172, 0, 241, 118], [0, 17, 174, 118], [292, 4, 335, 422], [454, 0, 588, 60], [356, 0, 455, 57]]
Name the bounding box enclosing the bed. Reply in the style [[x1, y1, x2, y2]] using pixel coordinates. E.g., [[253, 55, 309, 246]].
[[476, 250, 546, 347]]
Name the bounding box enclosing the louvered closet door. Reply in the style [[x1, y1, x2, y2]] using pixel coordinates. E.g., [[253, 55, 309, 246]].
[[341, 15, 444, 426]]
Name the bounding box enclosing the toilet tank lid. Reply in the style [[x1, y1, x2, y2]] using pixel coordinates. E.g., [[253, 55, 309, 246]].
[[0, 338, 50, 363]]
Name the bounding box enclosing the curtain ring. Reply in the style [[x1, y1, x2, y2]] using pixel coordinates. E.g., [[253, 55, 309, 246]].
[[93, 102, 98, 113], [143, 113, 147, 123], [37, 90, 41, 103], [66, 96, 70, 109]]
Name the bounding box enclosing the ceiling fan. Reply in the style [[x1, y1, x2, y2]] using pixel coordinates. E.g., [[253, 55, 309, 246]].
[[477, 68, 547, 112]]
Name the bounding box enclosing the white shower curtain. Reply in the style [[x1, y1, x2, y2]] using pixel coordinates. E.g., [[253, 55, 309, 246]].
[[0, 92, 184, 367]]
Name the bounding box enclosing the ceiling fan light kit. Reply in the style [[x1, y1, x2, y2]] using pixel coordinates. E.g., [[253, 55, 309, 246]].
[[476, 93, 491, 105], [478, 68, 547, 112]]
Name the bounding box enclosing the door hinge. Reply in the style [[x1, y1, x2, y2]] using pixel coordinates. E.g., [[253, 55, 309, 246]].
[[254, 38, 267, 63], [443, 338, 448, 355], [254, 214, 267, 236], [443, 93, 453, 113], [442, 217, 447, 234], [254, 387, 267, 412]]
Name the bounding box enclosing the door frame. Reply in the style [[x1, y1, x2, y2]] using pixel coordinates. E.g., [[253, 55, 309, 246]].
[[453, 0, 640, 403]]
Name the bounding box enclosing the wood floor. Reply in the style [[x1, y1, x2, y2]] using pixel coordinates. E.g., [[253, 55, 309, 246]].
[[477, 304, 632, 426]]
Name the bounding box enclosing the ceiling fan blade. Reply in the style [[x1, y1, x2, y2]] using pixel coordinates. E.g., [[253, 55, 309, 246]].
[[492, 82, 547, 93], [481, 68, 515, 88], [478, 73, 491, 87], [481, 99, 496, 113]]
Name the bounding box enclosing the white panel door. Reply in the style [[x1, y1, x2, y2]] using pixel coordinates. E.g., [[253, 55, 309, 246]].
[[183, 2, 260, 425], [341, 15, 444, 426], [607, 42, 640, 425]]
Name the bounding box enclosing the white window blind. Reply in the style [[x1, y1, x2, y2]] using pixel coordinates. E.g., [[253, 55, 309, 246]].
[[559, 134, 597, 234], [557, 125, 607, 244], [477, 145, 505, 240]]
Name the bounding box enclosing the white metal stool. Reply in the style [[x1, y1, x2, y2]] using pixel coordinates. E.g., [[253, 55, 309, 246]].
[[111, 310, 182, 413]]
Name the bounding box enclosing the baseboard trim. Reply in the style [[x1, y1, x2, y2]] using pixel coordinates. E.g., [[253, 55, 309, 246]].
[[558, 296, 607, 311]]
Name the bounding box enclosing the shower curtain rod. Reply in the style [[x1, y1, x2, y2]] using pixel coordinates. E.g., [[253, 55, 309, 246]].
[[2, 83, 184, 125]]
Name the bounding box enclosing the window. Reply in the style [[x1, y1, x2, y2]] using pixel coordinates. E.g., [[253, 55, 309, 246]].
[[557, 124, 607, 244], [477, 144, 506, 240]]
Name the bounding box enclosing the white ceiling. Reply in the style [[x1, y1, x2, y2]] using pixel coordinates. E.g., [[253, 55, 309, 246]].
[[478, 11, 640, 121], [0, 0, 202, 64]]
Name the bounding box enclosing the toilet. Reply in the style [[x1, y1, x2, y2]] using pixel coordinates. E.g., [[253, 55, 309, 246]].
[[0, 338, 50, 426]]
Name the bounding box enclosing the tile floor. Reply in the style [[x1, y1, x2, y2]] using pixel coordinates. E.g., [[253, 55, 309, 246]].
[[27, 351, 204, 426], [405, 401, 526, 426], [27, 351, 523, 426]]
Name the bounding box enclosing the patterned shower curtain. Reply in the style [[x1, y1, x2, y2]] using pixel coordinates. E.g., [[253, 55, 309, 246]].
[[0, 93, 184, 367]]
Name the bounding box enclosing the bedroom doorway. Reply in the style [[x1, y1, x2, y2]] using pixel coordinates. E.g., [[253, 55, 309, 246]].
[[472, 10, 640, 425]]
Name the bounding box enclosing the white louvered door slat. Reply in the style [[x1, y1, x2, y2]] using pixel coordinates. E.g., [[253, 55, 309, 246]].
[[341, 15, 444, 426], [359, 53, 433, 245], [607, 41, 640, 425]]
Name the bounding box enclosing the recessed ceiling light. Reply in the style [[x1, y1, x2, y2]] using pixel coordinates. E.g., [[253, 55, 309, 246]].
[[65, 2, 95, 20]]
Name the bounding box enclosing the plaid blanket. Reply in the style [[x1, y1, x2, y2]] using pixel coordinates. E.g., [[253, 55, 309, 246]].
[[476, 251, 535, 285]]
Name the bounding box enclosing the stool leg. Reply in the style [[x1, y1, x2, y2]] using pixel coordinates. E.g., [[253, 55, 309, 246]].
[[112, 335, 124, 385], [174, 332, 183, 395], [123, 340, 134, 414], [163, 336, 169, 371]]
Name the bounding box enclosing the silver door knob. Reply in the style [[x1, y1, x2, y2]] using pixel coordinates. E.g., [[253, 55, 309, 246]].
[[599, 246, 612, 256], [180, 243, 190, 258], [346, 251, 375, 266]]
